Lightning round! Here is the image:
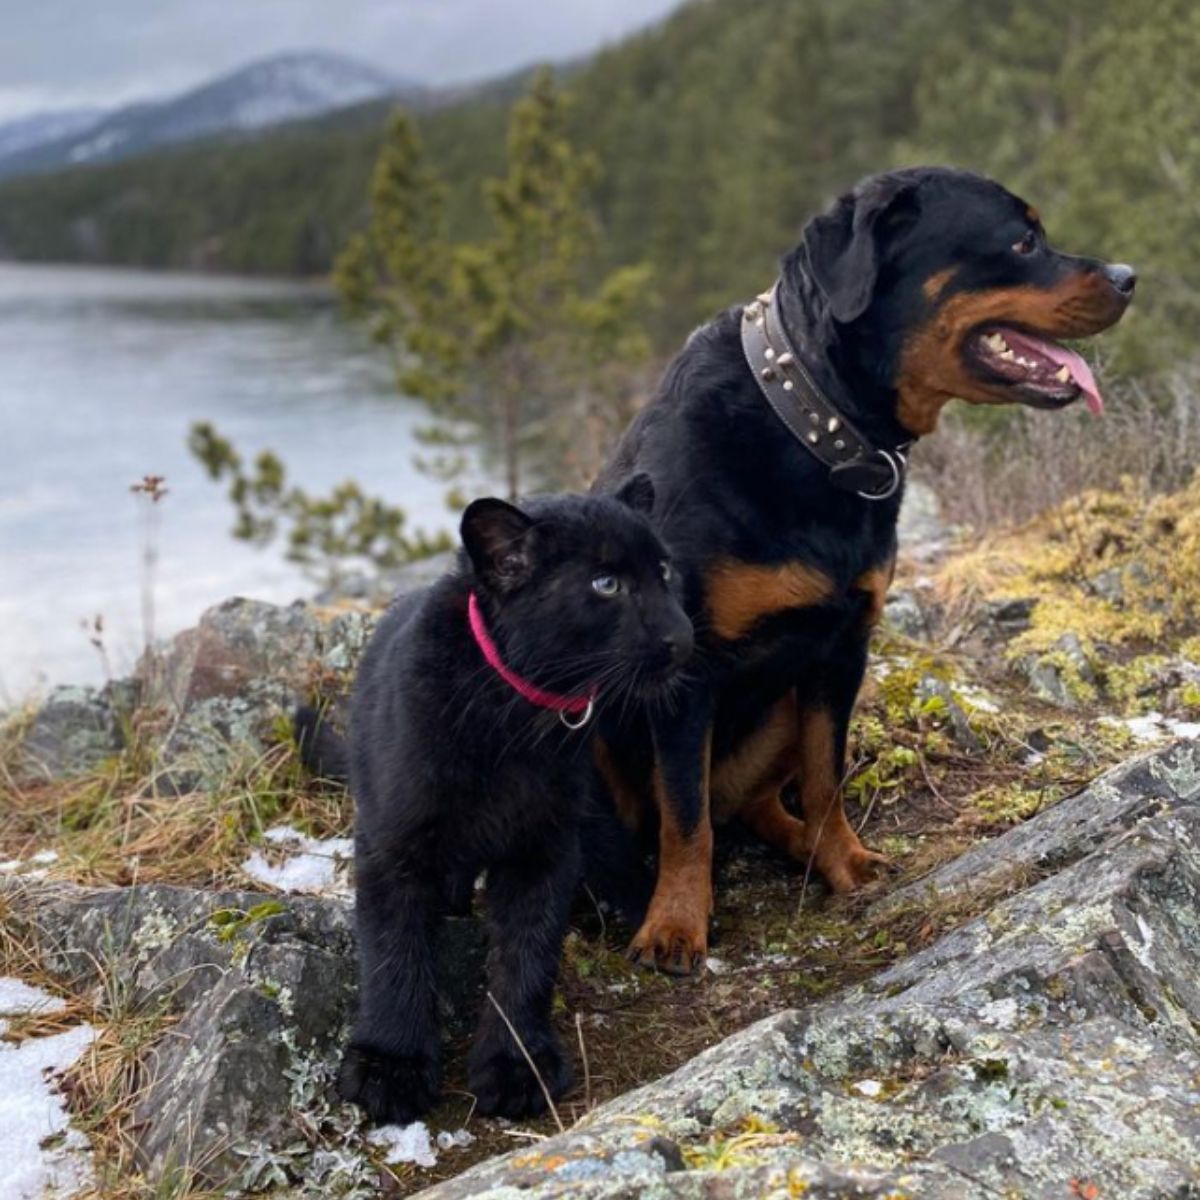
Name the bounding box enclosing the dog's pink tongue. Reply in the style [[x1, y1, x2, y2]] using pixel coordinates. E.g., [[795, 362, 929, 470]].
[[1005, 330, 1104, 415], [1041, 341, 1104, 415]]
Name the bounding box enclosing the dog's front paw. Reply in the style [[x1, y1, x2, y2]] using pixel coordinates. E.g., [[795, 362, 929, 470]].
[[627, 908, 709, 975], [468, 1032, 571, 1118], [805, 821, 891, 894], [338, 1042, 440, 1124]]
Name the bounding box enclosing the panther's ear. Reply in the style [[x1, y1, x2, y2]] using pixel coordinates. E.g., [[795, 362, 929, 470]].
[[615, 473, 655, 516], [803, 176, 920, 324], [460, 498, 536, 589]]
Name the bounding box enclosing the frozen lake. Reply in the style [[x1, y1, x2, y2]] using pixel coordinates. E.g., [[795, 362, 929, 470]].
[[0, 263, 475, 698]]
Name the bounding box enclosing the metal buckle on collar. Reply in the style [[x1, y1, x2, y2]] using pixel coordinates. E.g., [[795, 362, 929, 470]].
[[559, 697, 595, 731], [828, 448, 906, 501], [859, 448, 905, 501]]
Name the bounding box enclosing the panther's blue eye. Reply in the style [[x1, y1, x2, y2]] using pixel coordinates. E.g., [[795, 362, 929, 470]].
[[660, 561, 672, 582], [592, 574, 621, 597]]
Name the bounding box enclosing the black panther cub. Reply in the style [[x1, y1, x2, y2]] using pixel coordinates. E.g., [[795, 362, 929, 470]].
[[333, 477, 692, 1123]]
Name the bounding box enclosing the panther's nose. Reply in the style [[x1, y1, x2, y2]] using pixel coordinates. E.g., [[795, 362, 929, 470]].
[[1104, 263, 1137, 297], [661, 630, 692, 667]]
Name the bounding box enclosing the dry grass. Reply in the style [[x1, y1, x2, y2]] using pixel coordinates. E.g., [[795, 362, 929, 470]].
[[0, 734, 352, 890], [915, 372, 1200, 532]]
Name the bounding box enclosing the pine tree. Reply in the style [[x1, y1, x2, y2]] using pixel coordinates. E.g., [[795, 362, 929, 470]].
[[335, 68, 656, 497]]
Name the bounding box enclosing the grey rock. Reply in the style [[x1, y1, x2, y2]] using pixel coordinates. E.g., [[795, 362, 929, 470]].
[[1019, 632, 1099, 708], [3, 878, 486, 1189], [981, 596, 1036, 636], [882, 589, 931, 640], [1055, 632, 1098, 683], [1088, 560, 1153, 607], [137, 596, 375, 791], [915, 675, 982, 753], [319, 609, 375, 674], [1088, 565, 1126, 605], [17, 682, 132, 779], [142, 596, 323, 712], [415, 737, 1200, 1200]]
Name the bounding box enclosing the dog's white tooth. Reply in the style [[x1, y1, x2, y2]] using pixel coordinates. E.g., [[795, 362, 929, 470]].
[[984, 334, 1003, 351], [1055, 365, 1071, 382], [1000, 349, 1015, 361]]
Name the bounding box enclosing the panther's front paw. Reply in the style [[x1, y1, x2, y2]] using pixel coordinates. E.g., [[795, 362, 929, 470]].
[[468, 1031, 571, 1118], [338, 1042, 441, 1124]]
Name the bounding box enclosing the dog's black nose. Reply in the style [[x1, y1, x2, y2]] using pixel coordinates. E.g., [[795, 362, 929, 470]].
[[1104, 263, 1137, 296]]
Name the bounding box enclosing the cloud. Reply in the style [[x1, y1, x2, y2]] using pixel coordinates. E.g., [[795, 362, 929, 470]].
[[0, 0, 683, 121]]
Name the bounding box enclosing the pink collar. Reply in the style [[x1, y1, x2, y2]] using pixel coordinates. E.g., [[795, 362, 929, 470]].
[[467, 592, 596, 723]]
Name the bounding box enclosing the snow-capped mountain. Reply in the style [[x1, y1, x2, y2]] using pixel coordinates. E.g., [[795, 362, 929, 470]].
[[0, 52, 410, 179], [0, 109, 104, 160]]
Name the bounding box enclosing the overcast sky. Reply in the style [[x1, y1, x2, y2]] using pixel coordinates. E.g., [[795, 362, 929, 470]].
[[0, 0, 685, 121]]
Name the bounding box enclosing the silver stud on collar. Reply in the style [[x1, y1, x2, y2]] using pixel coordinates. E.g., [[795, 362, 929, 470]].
[[827, 417, 841, 433], [757, 290, 774, 306], [760, 366, 776, 382], [776, 351, 794, 368], [744, 302, 762, 322], [807, 431, 820, 445]]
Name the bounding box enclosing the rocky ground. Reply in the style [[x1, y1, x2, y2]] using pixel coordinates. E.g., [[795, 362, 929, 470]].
[[2, 476, 1200, 1198]]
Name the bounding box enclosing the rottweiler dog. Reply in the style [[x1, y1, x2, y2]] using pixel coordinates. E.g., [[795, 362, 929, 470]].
[[593, 166, 1135, 974]]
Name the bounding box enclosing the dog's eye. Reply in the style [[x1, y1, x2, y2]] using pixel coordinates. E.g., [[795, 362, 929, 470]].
[[1012, 230, 1037, 256], [659, 561, 672, 583], [592, 574, 621, 597]]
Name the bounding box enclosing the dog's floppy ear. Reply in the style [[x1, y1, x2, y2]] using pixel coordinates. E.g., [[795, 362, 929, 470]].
[[615, 472, 655, 516], [804, 176, 920, 324], [461, 498, 536, 589]]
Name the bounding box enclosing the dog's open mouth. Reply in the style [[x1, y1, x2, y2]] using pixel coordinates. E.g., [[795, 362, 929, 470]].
[[966, 326, 1104, 414]]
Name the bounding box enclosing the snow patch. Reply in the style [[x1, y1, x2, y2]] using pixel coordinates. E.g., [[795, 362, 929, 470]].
[[368, 1121, 437, 1168], [436, 1128, 474, 1151], [0, 978, 95, 1199], [0, 851, 57, 881], [241, 824, 353, 896], [1102, 712, 1200, 745], [0, 978, 66, 1028], [957, 685, 1000, 714]]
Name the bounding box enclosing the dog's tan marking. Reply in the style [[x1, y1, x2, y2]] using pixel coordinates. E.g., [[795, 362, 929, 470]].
[[741, 790, 809, 860], [896, 277, 1128, 435], [706, 558, 835, 642], [795, 708, 888, 892], [628, 734, 714, 975], [922, 267, 957, 302], [711, 693, 798, 820]]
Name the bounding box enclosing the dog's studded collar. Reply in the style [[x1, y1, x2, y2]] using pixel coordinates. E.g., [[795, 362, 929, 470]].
[[467, 592, 596, 729], [742, 283, 909, 501]]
